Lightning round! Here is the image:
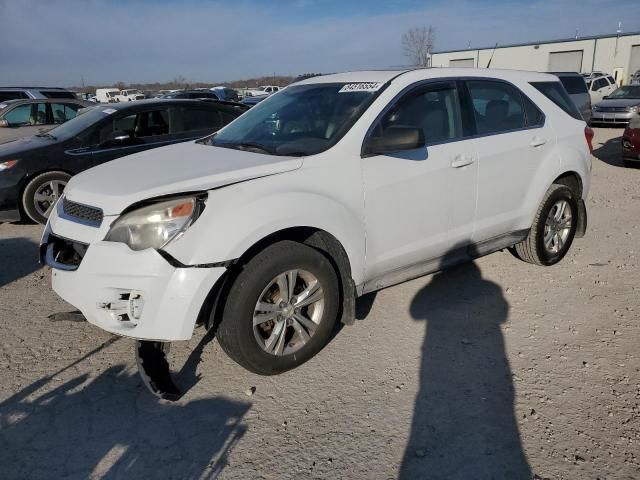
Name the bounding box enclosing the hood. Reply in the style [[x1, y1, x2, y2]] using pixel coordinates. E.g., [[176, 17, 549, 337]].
[[595, 98, 640, 108], [0, 134, 52, 151], [64, 141, 303, 215]]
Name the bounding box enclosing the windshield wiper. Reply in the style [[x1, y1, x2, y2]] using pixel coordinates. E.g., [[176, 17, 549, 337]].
[[220, 142, 275, 155]]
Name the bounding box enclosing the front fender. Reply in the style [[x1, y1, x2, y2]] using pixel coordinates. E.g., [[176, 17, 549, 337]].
[[163, 177, 366, 285]]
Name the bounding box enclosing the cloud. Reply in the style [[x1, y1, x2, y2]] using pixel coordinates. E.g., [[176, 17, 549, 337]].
[[0, 0, 637, 86]]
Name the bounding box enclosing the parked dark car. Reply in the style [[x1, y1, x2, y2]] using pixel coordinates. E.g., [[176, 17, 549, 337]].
[[0, 98, 94, 144], [159, 90, 219, 100], [549, 72, 592, 124], [210, 87, 240, 102], [0, 99, 247, 224]]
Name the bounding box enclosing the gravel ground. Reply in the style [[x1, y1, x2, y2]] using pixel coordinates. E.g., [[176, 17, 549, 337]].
[[0, 128, 638, 480]]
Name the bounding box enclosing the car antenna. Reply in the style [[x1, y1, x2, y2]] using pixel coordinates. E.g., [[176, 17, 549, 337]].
[[486, 43, 498, 68]]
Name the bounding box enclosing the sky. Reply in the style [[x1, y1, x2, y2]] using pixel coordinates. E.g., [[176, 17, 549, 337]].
[[0, 0, 639, 86]]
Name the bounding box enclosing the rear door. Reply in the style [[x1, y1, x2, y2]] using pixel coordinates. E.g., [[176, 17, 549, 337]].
[[463, 79, 550, 242]]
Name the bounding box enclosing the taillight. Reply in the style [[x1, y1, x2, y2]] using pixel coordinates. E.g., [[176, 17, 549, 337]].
[[584, 126, 594, 154]]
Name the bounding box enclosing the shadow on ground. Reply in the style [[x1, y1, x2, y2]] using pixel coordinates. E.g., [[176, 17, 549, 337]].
[[592, 133, 631, 168], [399, 249, 531, 480], [0, 337, 251, 480], [0, 237, 41, 288]]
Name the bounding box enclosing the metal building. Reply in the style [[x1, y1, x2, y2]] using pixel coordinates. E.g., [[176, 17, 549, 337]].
[[431, 31, 640, 84]]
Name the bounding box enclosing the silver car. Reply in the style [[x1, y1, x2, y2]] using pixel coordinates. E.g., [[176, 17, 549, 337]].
[[591, 85, 640, 125]]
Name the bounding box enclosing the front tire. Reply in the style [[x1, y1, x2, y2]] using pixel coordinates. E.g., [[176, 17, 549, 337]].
[[22, 171, 70, 224], [510, 184, 578, 266], [216, 241, 340, 375]]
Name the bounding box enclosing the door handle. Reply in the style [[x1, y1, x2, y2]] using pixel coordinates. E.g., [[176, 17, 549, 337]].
[[530, 136, 547, 147], [451, 154, 474, 168]]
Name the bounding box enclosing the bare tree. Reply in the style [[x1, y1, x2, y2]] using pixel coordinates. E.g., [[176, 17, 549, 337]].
[[402, 26, 435, 67]]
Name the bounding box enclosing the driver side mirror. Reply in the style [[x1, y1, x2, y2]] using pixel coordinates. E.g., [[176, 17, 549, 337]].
[[602, 95, 609, 100], [363, 126, 425, 157]]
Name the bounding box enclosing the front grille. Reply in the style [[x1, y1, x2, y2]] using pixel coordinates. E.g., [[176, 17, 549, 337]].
[[596, 106, 628, 113], [62, 197, 103, 227]]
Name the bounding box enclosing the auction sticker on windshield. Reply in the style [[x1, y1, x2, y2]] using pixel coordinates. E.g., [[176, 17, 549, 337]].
[[339, 83, 383, 93]]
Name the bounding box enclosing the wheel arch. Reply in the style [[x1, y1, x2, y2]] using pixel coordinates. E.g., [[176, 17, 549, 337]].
[[199, 226, 358, 333], [552, 171, 583, 198]]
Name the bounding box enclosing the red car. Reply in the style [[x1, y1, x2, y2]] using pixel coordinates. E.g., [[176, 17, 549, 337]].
[[623, 115, 640, 167]]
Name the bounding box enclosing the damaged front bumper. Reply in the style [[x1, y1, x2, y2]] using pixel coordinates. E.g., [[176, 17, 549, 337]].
[[42, 223, 225, 342], [42, 214, 227, 401]]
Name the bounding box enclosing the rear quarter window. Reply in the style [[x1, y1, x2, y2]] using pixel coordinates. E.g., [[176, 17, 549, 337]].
[[530, 82, 583, 121], [557, 76, 588, 95]]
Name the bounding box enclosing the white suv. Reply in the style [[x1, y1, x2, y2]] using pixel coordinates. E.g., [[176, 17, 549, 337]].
[[42, 69, 592, 398]]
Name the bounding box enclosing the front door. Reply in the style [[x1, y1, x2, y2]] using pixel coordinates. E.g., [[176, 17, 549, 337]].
[[361, 81, 478, 284], [90, 107, 173, 168]]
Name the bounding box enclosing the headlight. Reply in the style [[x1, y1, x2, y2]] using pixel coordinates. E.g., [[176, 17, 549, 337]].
[[104, 196, 204, 251], [627, 105, 639, 113]]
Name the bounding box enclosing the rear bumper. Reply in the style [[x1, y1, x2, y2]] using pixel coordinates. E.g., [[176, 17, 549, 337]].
[[42, 225, 225, 341]]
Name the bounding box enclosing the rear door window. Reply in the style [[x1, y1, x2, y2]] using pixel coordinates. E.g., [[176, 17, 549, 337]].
[[174, 107, 222, 133], [530, 81, 583, 120], [466, 80, 526, 134], [50, 103, 81, 123]]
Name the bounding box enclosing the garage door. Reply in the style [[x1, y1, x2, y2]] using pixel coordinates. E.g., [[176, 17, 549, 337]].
[[548, 50, 583, 72], [630, 45, 640, 76], [449, 58, 475, 68]]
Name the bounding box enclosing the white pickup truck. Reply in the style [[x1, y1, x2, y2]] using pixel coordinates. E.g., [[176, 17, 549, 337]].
[[114, 89, 145, 102], [244, 85, 280, 97]]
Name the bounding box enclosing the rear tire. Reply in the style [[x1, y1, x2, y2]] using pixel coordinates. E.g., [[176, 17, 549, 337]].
[[509, 184, 578, 266], [22, 171, 70, 224], [216, 241, 340, 375]]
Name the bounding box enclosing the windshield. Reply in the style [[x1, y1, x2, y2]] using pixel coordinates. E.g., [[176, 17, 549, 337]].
[[607, 86, 640, 99], [45, 106, 108, 140], [204, 83, 383, 156]]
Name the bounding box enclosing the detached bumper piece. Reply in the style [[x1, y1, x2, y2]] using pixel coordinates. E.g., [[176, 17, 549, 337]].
[[135, 341, 182, 401]]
